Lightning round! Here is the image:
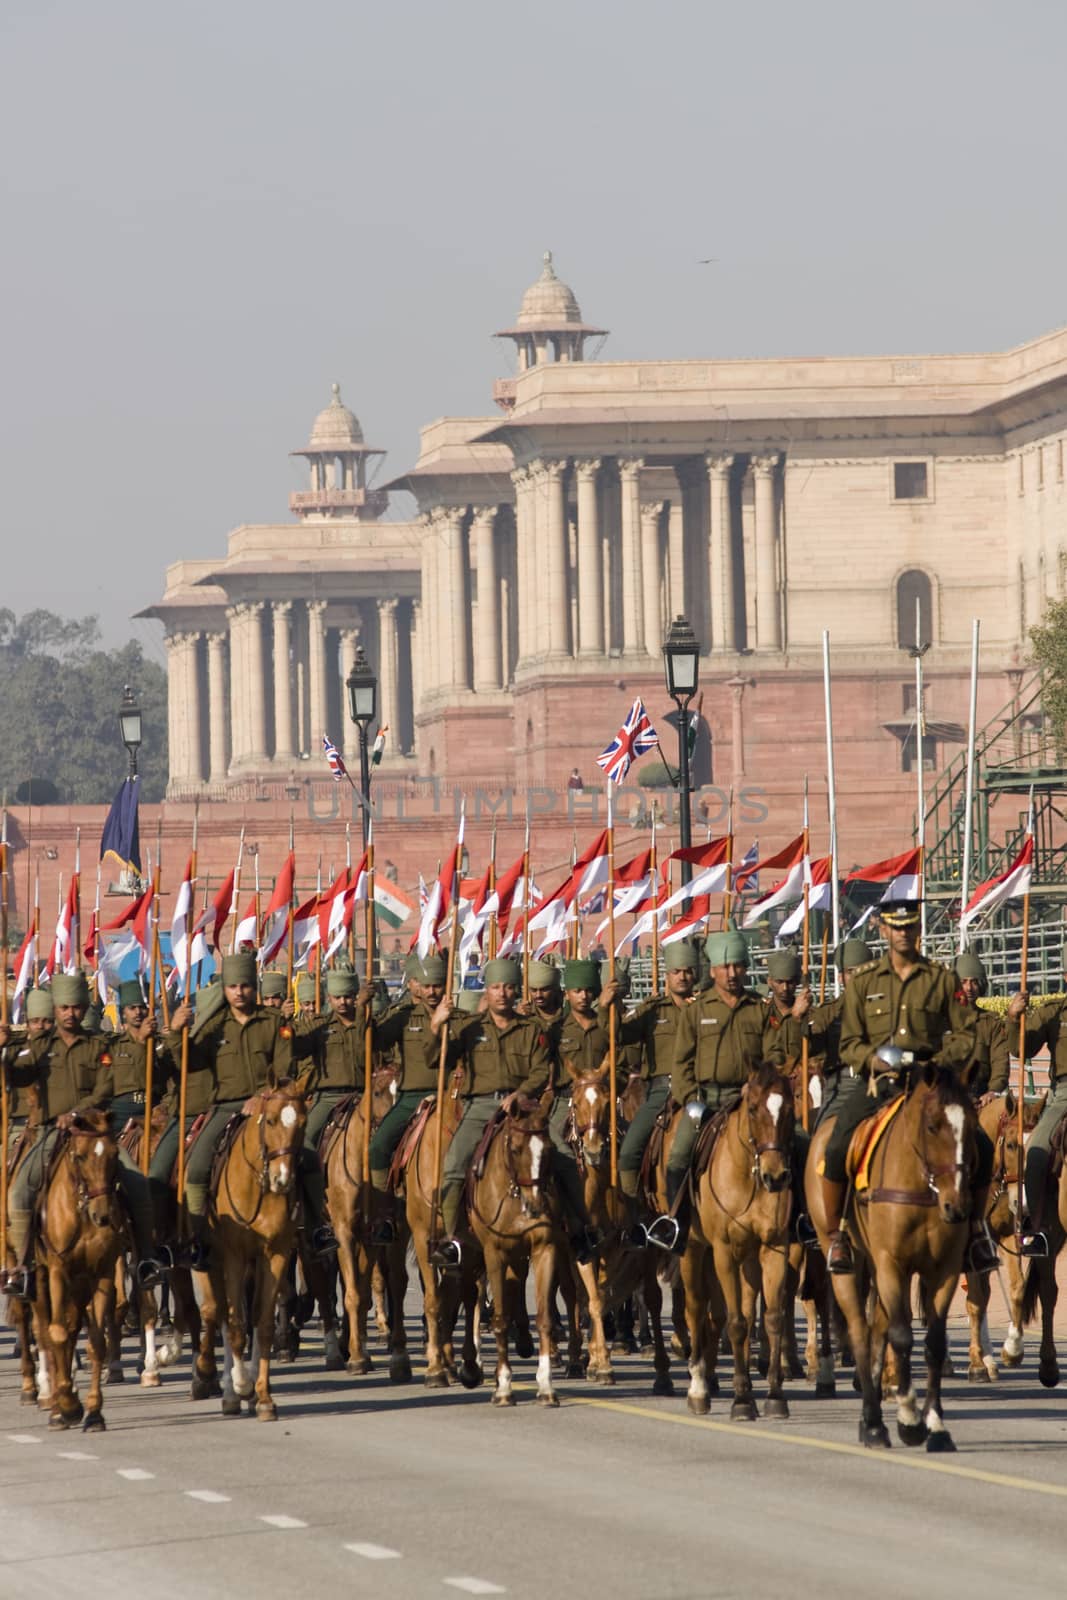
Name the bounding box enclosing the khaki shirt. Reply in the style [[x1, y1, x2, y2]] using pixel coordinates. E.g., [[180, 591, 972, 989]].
[[2, 1027, 50, 1121], [299, 1010, 367, 1093], [806, 993, 846, 1074], [442, 1011, 551, 1098], [1022, 998, 1067, 1083], [618, 994, 693, 1080], [964, 1007, 1010, 1095], [762, 997, 804, 1064], [11, 1030, 114, 1123], [373, 1000, 442, 1094], [109, 1027, 177, 1103], [178, 1006, 303, 1103], [672, 989, 783, 1102], [839, 956, 976, 1077]]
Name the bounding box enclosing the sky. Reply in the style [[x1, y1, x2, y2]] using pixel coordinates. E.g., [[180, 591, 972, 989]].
[[4, 0, 1067, 662]]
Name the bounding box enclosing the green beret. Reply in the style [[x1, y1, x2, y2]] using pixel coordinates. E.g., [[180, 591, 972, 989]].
[[563, 958, 600, 991], [955, 953, 987, 986], [837, 939, 873, 972], [119, 980, 145, 1010], [220, 953, 257, 987], [82, 1002, 104, 1033], [295, 974, 316, 1003], [705, 932, 749, 967], [326, 970, 359, 997], [664, 940, 700, 971], [766, 950, 801, 982], [484, 958, 521, 986], [527, 959, 561, 989], [25, 989, 54, 1020], [191, 981, 226, 1037], [404, 953, 424, 980], [52, 973, 90, 1007], [420, 955, 448, 984], [260, 971, 288, 998], [457, 989, 484, 1013]]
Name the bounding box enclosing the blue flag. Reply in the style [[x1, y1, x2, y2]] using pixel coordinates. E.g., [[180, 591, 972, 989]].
[[100, 775, 142, 874]]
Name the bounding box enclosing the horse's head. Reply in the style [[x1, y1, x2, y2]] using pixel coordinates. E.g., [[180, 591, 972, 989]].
[[260, 1073, 308, 1195], [743, 1063, 795, 1192], [790, 1059, 826, 1124], [65, 1109, 118, 1229], [996, 1089, 1045, 1194], [911, 1065, 977, 1223], [568, 1063, 612, 1168], [371, 1062, 400, 1124], [503, 1094, 553, 1218]]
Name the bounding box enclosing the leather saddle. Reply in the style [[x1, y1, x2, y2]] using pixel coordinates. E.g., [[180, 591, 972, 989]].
[[639, 1095, 677, 1210], [847, 1093, 906, 1193], [317, 1090, 360, 1167], [117, 1102, 170, 1168]]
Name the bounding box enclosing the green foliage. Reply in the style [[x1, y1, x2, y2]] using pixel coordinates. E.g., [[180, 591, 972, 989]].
[[1029, 598, 1067, 758], [0, 612, 168, 803], [638, 758, 678, 788]]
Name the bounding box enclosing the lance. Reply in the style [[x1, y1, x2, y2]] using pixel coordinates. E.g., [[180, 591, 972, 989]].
[[174, 807, 198, 1211], [799, 778, 811, 1135], [958, 619, 981, 955], [285, 813, 296, 1001], [362, 814, 376, 1218], [228, 827, 246, 956], [606, 782, 619, 1187], [314, 853, 323, 1014], [822, 630, 841, 992], [650, 810, 660, 996], [430, 799, 465, 1246], [194, 872, 209, 995], [520, 812, 531, 1003], [141, 858, 162, 1178], [1016, 791, 1035, 1228], [1, 803, 10, 1265], [73, 827, 82, 974], [346, 822, 355, 967], [487, 818, 498, 962], [818, 915, 831, 1005], [913, 595, 929, 948], [721, 787, 735, 929]]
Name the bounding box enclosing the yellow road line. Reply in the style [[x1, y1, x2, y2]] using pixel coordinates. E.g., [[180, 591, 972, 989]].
[[563, 1394, 1067, 1500]]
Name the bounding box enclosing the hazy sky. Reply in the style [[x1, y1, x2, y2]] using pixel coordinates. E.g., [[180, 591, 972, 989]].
[[4, 0, 1066, 664]]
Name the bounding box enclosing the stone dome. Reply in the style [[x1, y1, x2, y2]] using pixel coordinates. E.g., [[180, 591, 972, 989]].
[[307, 383, 364, 450], [516, 251, 583, 327]]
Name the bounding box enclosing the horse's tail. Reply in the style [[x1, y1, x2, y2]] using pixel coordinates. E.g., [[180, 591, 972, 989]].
[[1021, 1258, 1045, 1326]]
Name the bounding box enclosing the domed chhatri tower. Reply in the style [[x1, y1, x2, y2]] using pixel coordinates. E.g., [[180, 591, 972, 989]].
[[493, 251, 607, 405], [289, 382, 388, 520]]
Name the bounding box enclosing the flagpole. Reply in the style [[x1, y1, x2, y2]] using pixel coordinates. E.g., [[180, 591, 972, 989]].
[[521, 813, 531, 1004], [1016, 791, 1034, 1227], [800, 779, 811, 1134], [141, 858, 161, 1179], [73, 827, 82, 974], [606, 783, 619, 1188], [286, 814, 296, 1000], [430, 799, 465, 1245], [650, 810, 660, 996], [822, 631, 841, 990], [346, 824, 355, 968], [959, 618, 981, 955], [362, 814, 375, 1215], [487, 818, 498, 962], [174, 807, 198, 1213], [721, 797, 735, 930], [818, 917, 831, 1005], [314, 853, 323, 1013], [912, 598, 929, 947], [228, 827, 245, 956], [0, 804, 10, 1267]]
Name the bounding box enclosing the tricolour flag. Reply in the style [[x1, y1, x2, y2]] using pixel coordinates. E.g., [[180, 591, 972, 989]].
[[596, 699, 659, 784], [959, 836, 1034, 933], [374, 877, 415, 929], [259, 852, 295, 966], [740, 835, 807, 928], [844, 847, 923, 903], [371, 727, 387, 767]]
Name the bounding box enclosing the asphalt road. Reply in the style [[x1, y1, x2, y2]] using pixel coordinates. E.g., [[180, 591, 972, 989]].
[[1, 1278, 1067, 1600]]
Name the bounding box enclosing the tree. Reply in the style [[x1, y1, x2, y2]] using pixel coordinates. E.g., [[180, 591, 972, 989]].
[[1030, 599, 1067, 760], [0, 611, 168, 803]]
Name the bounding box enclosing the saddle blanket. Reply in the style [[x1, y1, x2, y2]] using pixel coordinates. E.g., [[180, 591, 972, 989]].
[[848, 1095, 905, 1193]]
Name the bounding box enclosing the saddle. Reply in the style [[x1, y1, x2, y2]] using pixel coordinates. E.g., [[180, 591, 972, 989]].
[[692, 1107, 731, 1184], [166, 1111, 210, 1190], [639, 1095, 677, 1211], [847, 1094, 906, 1194], [317, 1090, 360, 1168], [387, 1095, 436, 1194], [206, 1113, 248, 1205], [116, 1102, 170, 1168], [6, 1124, 34, 1180]]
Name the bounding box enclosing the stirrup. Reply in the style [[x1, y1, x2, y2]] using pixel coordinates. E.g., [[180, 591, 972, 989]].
[[826, 1230, 854, 1275], [964, 1224, 999, 1276], [570, 1226, 600, 1265], [370, 1218, 397, 1246], [1, 1266, 35, 1302], [795, 1212, 819, 1249], [1017, 1228, 1049, 1259], [170, 1234, 209, 1271], [429, 1237, 462, 1270], [645, 1214, 680, 1253], [311, 1223, 339, 1258], [134, 1258, 165, 1291]]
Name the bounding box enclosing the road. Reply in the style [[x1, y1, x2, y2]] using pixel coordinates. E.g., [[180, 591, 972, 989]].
[[1, 1278, 1066, 1600]]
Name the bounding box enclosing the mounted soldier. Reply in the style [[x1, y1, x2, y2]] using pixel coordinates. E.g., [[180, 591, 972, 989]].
[[1007, 970, 1067, 1254], [954, 954, 1009, 1097], [761, 948, 810, 1061], [804, 939, 872, 1124], [295, 966, 370, 1152]]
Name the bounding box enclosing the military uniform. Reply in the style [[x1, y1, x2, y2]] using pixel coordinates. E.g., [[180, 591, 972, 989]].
[[367, 997, 443, 1186], [1019, 998, 1067, 1221], [616, 992, 690, 1189], [966, 1008, 1010, 1097], [108, 1026, 177, 1130], [669, 987, 785, 1175], [297, 972, 368, 1150]]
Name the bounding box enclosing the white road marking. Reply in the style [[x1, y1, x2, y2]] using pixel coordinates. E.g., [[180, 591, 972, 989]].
[[186, 1489, 231, 1503], [443, 1582, 507, 1596], [259, 1514, 308, 1529], [117, 1467, 155, 1480], [344, 1542, 402, 1560], [6, 1434, 40, 1445], [57, 1451, 98, 1461]]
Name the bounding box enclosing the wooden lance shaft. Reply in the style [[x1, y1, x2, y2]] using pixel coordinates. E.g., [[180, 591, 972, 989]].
[[799, 876, 811, 1135], [362, 833, 375, 1208], [175, 850, 196, 1214], [607, 796, 619, 1188], [0, 831, 10, 1265], [1017, 887, 1031, 1225], [141, 869, 162, 1179], [430, 857, 463, 1245]]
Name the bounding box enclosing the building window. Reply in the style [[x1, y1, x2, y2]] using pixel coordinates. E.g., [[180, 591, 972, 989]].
[[901, 733, 937, 774], [893, 461, 928, 500], [902, 683, 917, 713], [896, 569, 933, 649]]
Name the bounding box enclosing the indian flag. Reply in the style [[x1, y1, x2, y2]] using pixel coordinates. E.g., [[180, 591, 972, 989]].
[[374, 877, 415, 929]]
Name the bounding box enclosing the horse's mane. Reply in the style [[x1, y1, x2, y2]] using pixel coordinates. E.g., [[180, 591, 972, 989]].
[[749, 1060, 792, 1093], [914, 1065, 974, 1113]]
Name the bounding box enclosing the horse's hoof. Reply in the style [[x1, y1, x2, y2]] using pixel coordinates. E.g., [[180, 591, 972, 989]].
[[20, 1390, 37, 1407], [388, 1355, 413, 1385], [897, 1420, 928, 1448], [941, 1357, 955, 1379], [345, 1356, 372, 1376], [190, 1375, 215, 1401], [651, 1374, 675, 1397], [565, 1362, 584, 1380], [763, 1397, 789, 1420], [686, 1393, 710, 1416], [67, 1400, 84, 1425], [49, 1411, 72, 1430], [82, 1411, 105, 1433], [537, 1391, 560, 1407], [220, 1395, 242, 1417], [458, 1363, 483, 1390], [491, 1392, 516, 1407], [256, 1402, 278, 1422], [815, 1380, 837, 1399], [639, 1342, 656, 1360], [859, 1422, 891, 1449], [595, 1369, 616, 1387], [968, 1365, 991, 1385], [324, 1352, 345, 1372], [1039, 1361, 1061, 1390], [1000, 1346, 1024, 1369], [514, 1331, 534, 1360], [707, 1374, 720, 1397], [611, 1338, 637, 1356], [926, 1430, 957, 1454], [730, 1399, 759, 1422], [139, 1370, 161, 1389], [787, 1357, 805, 1380], [424, 1370, 450, 1389], [106, 1366, 124, 1385]]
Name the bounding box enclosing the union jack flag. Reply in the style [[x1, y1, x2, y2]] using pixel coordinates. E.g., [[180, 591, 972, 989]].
[[736, 840, 759, 896], [596, 698, 659, 785], [322, 734, 348, 783]]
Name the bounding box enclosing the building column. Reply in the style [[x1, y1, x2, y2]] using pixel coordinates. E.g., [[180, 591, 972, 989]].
[[640, 500, 665, 657], [440, 507, 468, 688], [271, 602, 294, 763], [727, 675, 753, 779], [338, 624, 361, 759], [225, 605, 247, 767], [707, 453, 736, 651], [511, 468, 533, 663], [184, 631, 204, 783], [164, 632, 187, 788], [667, 498, 685, 621], [205, 630, 228, 782], [752, 453, 781, 651], [307, 599, 328, 753], [378, 598, 400, 735], [244, 602, 267, 762], [472, 509, 501, 690], [619, 458, 645, 654], [419, 514, 438, 695], [410, 599, 423, 724], [543, 461, 569, 656], [575, 458, 603, 656]]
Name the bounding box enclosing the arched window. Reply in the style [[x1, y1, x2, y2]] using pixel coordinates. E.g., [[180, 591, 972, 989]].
[[896, 569, 932, 649]]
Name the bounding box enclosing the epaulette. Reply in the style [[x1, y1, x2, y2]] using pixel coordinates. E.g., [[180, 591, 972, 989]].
[[850, 960, 881, 977]]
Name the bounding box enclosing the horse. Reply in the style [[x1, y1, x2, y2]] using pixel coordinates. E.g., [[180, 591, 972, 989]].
[[964, 1091, 1043, 1383], [324, 1067, 413, 1382], [1019, 1096, 1067, 1389], [29, 1110, 124, 1431], [188, 1073, 310, 1420], [110, 1107, 186, 1388], [806, 1061, 979, 1452], [465, 1089, 562, 1406], [565, 1064, 674, 1394]]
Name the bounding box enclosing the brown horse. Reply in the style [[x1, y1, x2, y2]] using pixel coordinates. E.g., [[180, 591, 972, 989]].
[[1019, 1097, 1067, 1389], [806, 1063, 979, 1451], [566, 1065, 674, 1394], [188, 1074, 310, 1419], [466, 1089, 562, 1406], [111, 1109, 186, 1389], [30, 1110, 124, 1431], [965, 1091, 1043, 1383], [324, 1068, 413, 1381]]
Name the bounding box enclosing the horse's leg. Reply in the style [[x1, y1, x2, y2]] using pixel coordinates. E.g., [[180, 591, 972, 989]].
[[920, 1270, 959, 1453], [221, 1252, 252, 1414], [386, 1240, 413, 1383], [761, 1241, 790, 1420], [82, 1280, 110, 1432], [814, 1268, 836, 1398], [486, 1247, 514, 1406], [576, 1258, 610, 1383], [554, 1256, 586, 1381], [411, 1223, 450, 1388], [830, 1265, 887, 1448], [15, 1299, 37, 1405], [803, 1293, 818, 1381], [372, 1258, 391, 1338], [878, 1258, 925, 1447], [253, 1248, 289, 1420], [46, 1266, 82, 1426], [643, 1257, 674, 1396], [680, 1244, 710, 1415], [965, 1267, 997, 1383], [336, 1215, 371, 1376], [531, 1235, 560, 1407], [455, 1263, 483, 1390], [717, 1243, 757, 1422], [670, 1278, 689, 1359], [140, 1287, 162, 1388], [510, 1258, 535, 1361], [305, 1249, 342, 1371], [105, 1262, 125, 1384], [1037, 1254, 1061, 1388], [1001, 1246, 1025, 1367]]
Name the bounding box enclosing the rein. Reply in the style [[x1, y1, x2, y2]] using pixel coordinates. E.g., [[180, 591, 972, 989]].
[[862, 1085, 975, 1208], [223, 1100, 302, 1228], [38, 1131, 118, 1260], [468, 1111, 553, 1235], [703, 1095, 791, 1239]]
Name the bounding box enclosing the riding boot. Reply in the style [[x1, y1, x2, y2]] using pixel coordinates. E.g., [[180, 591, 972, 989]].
[[370, 1177, 398, 1246], [0, 1210, 34, 1300], [430, 1183, 464, 1269], [179, 1185, 211, 1271], [821, 1177, 854, 1274], [301, 1167, 339, 1258], [645, 1168, 689, 1254]]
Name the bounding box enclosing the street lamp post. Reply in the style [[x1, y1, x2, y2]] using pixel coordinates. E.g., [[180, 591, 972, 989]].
[[119, 685, 143, 779], [345, 644, 378, 853], [663, 616, 701, 886]]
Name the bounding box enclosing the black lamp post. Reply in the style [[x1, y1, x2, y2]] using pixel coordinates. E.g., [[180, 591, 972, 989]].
[[663, 616, 701, 885], [119, 685, 143, 779], [345, 644, 377, 852]]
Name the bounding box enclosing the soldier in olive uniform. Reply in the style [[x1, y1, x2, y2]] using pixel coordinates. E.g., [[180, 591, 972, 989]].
[[1007, 975, 1067, 1252], [822, 898, 994, 1275], [260, 970, 290, 1010], [804, 938, 872, 1125], [955, 954, 1009, 1096], [428, 957, 552, 1269], [166, 952, 335, 1262], [109, 979, 178, 1131], [297, 968, 369, 1149], [0, 973, 161, 1297], [762, 949, 810, 1062], [1, 988, 54, 1163], [654, 930, 786, 1250]]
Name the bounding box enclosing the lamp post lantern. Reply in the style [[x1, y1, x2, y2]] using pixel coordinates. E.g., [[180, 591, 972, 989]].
[[119, 684, 143, 779], [345, 644, 378, 852], [663, 616, 701, 886]]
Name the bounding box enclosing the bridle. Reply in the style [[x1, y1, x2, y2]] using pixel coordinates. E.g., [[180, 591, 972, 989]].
[[567, 1075, 615, 1172], [38, 1123, 118, 1258], [224, 1093, 305, 1226]]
